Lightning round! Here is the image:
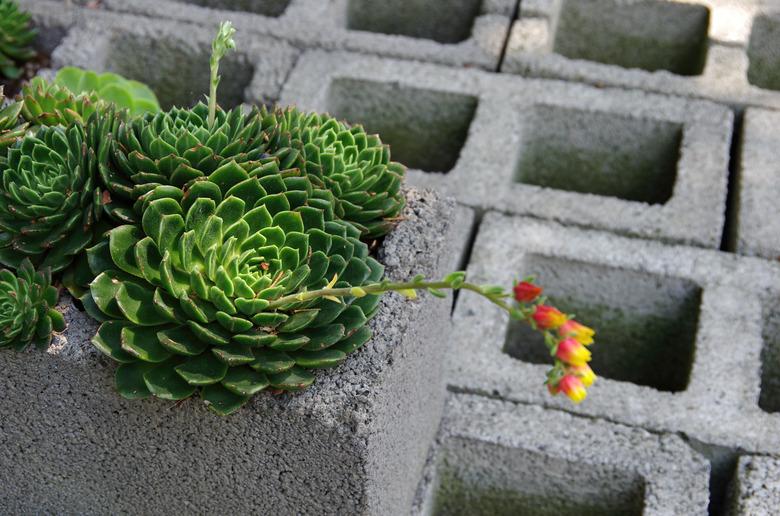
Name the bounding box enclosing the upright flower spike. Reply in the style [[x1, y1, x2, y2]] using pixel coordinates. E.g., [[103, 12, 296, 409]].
[[0, 258, 65, 350], [208, 21, 236, 128], [87, 170, 384, 416], [0, 112, 111, 272], [0, 0, 37, 80]]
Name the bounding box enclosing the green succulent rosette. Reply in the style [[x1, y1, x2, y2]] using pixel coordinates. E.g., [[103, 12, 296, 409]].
[[0, 91, 28, 152], [85, 162, 384, 415], [0, 0, 36, 80], [0, 113, 112, 273], [20, 76, 105, 128], [262, 107, 406, 238], [0, 258, 65, 350], [52, 66, 160, 117]]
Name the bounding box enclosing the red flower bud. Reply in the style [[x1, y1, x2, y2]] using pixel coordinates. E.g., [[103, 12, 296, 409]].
[[513, 281, 542, 303], [532, 305, 567, 330]]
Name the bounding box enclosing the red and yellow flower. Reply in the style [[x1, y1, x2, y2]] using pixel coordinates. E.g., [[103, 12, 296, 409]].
[[558, 320, 595, 346], [532, 305, 567, 330], [555, 337, 591, 366], [513, 281, 542, 303]]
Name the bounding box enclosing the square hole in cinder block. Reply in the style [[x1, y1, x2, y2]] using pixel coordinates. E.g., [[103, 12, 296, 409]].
[[759, 305, 780, 412], [327, 78, 477, 173], [104, 33, 253, 110], [504, 255, 701, 392], [514, 106, 682, 204], [171, 0, 291, 17], [552, 0, 710, 76], [431, 438, 646, 515], [747, 14, 780, 91], [346, 0, 482, 44]]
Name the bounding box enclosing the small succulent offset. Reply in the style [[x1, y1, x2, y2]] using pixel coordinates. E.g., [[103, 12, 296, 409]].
[[0, 89, 28, 152], [0, 258, 65, 350], [0, 114, 112, 273], [21, 67, 161, 128], [0, 0, 36, 80]]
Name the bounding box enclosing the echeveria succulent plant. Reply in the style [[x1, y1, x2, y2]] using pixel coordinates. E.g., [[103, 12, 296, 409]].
[[86, 167, 383, 415], [0, 90, 28, 151], [0, 258, 64, 350], [0, 114, 111, 273], [52, 66, 160, 116], [261, 107, 406, 238], [20, 76, 105, 128], [0, 0, 36, 80]]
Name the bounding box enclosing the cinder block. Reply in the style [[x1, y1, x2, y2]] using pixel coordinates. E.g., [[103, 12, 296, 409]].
[[412, 394, 711, 515], [27, 3, 299, 108], [95, 0, 515, 70], [726, 455, 780, 515], [503, 0, 780, 111], [446, 212, 780, 456], [280, 50, 733, 248], [734, 107, 780, 259], [0, 191, 475, 515]]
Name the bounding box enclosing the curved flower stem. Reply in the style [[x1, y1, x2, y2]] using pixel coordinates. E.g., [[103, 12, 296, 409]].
[[208, 22, 236, 127]]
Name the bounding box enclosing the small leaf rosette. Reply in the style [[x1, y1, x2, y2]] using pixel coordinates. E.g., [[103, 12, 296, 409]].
[[262, 107, 406, 238], [86, 163, 384, 415], [0, 0, 36, 80], [0, 94, 28, 152], [0, 116, 111, 273], [21, 76, 105, 128], [0, 258, 65, 350]]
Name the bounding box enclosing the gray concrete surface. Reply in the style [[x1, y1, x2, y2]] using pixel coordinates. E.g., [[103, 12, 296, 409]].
[[735, 107, 780, 259], [0, 191, 475, 515], [727, 454, 780, 515], [280, 50, 732, 249], [504, 0, 780, 112], [413, 394, 711, 516]]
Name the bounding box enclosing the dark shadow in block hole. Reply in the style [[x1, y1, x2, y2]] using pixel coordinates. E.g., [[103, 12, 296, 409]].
[[504, 255, 700, 392], [432, 437, 646, 516], [515, 105, 682, 205], [104, 33, 253, 110], [747, 13, 780, 92], [553, 0, 710, 76], [758, 303, 780, 412], [346, 0, 482, 44], [327, 78, 477, 173], [171, 0, 291, 17]]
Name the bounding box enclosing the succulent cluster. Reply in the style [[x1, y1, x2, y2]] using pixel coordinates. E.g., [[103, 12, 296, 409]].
[[0, 0, 36, 80], [0, 20, 595, 416]]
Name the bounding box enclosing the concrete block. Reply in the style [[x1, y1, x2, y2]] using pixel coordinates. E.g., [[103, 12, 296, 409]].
[[735, 107, 780, 259], [503, 0, 780, 111], [280, 50, 733, 248], [446, 212, 780, 456], [412, 394, 711, 515], [0, 191, 475, 515], [31, 4, 299, 108], [95, 0, 515, 70], [726, 455, 780, 515]]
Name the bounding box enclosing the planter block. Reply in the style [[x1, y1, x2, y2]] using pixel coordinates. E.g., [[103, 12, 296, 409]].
[[726, 455, 780, 515], [0, 192, 475, 515]]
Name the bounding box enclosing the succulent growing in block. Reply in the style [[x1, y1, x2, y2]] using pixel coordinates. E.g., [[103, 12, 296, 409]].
[[0, 258, 65, 350], [0, 0, 36, 80], [21, 68, 160, 128], [260, 108, 406, 238], [0, 114, 111, 273], [87, 168, 383, 415]]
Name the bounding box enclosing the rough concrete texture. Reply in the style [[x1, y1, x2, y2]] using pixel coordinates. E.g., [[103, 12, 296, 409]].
[[446, 212, 780, 457], [17, 0, 299, 107], [280, 50, 732, 248], [726, 455, 780, 515], [92, 0, 515, 71], [504, 0, 780, 111], [735, 107, 780, 259], [412, 394, 710, 515], [0, 191, 475, 515]]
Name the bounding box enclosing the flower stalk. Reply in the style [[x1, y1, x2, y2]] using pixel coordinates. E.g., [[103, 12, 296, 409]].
[[208, 21, 236, 127]]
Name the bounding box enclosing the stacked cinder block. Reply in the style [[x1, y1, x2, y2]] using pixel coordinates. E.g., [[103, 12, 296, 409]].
[[412, 394, 711, 515], [0, 192, 475, 514], [279, 50, 733, 248], [91, 0, 516, 71], [503, 0, 780, 111], [727, 455, 780, 514]]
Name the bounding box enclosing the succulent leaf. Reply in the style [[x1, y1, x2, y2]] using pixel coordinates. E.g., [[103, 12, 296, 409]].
[[0, 0, 36, 80], [0, 258, 63, 350], [89, 176, 384, 413]]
